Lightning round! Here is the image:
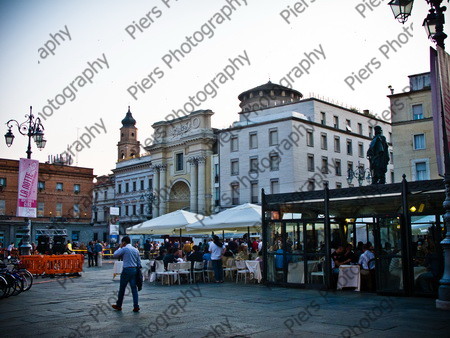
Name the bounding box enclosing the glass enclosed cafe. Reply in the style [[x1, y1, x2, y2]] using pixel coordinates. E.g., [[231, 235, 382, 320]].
[[261, 177, 446, 297]]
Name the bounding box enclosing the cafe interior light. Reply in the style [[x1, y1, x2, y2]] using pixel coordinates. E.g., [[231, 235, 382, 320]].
[[410, 206, 417, 212]]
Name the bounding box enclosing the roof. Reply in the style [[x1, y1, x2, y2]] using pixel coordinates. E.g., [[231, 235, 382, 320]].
[[121, 106, 136, 127], [237, 81, 303, 101]]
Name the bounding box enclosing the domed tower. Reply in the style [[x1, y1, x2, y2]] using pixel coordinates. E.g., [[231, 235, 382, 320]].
[[117, 106, 140, 161], [237, 81, 303, 112]]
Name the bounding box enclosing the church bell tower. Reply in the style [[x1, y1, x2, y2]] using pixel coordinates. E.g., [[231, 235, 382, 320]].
[[117, 106, 140, 161]]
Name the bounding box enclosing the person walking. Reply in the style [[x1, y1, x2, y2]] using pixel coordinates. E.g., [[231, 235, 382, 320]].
[[209, 235, 225, 283], [112, 236, 141, 312]]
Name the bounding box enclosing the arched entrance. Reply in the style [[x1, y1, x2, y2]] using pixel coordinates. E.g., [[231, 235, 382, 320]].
[[168, 181, 190, 212]]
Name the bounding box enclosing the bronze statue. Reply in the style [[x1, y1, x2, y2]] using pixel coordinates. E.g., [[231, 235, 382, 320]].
[[367, 126, 390, 184]]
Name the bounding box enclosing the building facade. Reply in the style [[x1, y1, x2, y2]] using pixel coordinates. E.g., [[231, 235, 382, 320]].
[[0, 158, 94, 246], [147, 110, 216, 216], [388, 72, 439, 182], [218, 82, 393, 208], [91, 174, 115, 242]]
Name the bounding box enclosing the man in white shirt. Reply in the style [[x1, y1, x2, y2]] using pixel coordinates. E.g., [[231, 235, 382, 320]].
[[358, 244, 375, 291], [112, 236, 141, 312]]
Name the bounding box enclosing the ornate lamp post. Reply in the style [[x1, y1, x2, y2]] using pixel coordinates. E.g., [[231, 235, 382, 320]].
[[4, 106, 46, 255], [388, 0, 450, 310], [347, 166, 372, 186]]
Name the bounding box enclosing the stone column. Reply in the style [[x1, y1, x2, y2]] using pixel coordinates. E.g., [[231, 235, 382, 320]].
[[197, 156, 206, 215], [189, 158, 198, 213], [152, 166, 160, 218], [159, 164, 167, 216]]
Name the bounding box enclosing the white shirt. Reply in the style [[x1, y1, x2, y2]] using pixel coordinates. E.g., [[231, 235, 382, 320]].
[[209, 242, 224, 260], [7, 244, 14, 251], [358, 250, 375, 270]]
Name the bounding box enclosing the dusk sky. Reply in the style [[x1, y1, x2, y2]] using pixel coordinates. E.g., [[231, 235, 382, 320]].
[[0, 0, 444, 176]]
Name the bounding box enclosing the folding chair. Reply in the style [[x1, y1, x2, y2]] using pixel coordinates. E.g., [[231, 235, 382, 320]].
[[223, 259, 237, 281], [236, 260, 250, 283], [193, 261, 205, 283], [205, 260, 214, 282], [176, 262, 192, 284], [155, 260, 177, 285]]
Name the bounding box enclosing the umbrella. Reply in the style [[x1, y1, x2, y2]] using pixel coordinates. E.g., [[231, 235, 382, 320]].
[[126, 210, 203, 235], [186, 203, 262, 233]]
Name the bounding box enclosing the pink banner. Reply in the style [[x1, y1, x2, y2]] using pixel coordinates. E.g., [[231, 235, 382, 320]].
[[16, 158, 39, 218]]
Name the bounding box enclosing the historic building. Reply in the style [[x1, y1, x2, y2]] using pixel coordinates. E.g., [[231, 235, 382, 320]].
[[146, 110, 216, 216], [91, 174, 115, 242], [388, 72, 439, 181], [113, 108, 153, 234], [218, 81, 393, 208], [0, 158, 94, 246]]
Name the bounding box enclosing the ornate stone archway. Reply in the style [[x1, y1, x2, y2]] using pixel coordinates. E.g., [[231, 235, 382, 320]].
[[168, 181, 190, 212]]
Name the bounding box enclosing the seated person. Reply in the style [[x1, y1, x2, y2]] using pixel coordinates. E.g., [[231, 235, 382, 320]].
[[163, 248, 178, 270], [203, 246, 212, 265], [187, 245, 204, 269], [358, 243, 376, 291], [331, 246, 350, 274], [235, 244, 249, 261], [344, 244, 356, 264], [416, 242, 441, 293]]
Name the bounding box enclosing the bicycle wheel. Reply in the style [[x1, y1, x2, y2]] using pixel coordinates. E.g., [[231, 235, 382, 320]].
[[18, 269, 33, 291], [0, 275, 9, 298], [7, 274, 22, 296], [1, 273, 14, 297]]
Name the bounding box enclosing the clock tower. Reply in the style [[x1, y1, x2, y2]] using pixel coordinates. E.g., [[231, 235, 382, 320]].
[[117, 106, 140, 161]]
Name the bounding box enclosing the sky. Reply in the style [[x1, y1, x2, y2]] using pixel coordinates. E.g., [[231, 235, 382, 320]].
[[0, 0, 447, 176]]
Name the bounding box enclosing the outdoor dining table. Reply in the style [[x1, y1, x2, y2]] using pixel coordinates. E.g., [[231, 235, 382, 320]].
[[245, 260, 262, 283], [287, 260, 320, 284], [337, 264, 361, 291]]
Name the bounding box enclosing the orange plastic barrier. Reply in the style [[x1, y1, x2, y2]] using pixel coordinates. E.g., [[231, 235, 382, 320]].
[[19, 254, 84, 275]]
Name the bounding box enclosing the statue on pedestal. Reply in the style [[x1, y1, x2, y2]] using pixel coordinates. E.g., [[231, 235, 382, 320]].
[[367, 126, 390, 184]]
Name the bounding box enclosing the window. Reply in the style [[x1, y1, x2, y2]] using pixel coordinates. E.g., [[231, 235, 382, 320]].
[[38, 202, 44, 217], [56, 182, 63, 191], [335, 159, 342, 176], [118, 184, 122, 194], [249, 132, 258, 149], [390, 152, 394, 164], [358, 142, 364, 158], [125, 205, 129, 216], [38, 181, 45, 191], [125, 183, 129, 193], [415, 162, 427, 181], [132, 205, 137, 215], [270, 180, 280, 194], [320, 112, 326, 125], [346, 119, 352, 132], [334, 136, 341, 153], [149, 179, 153, 191], [307, 130, 314, 147], [321, 133, 328, 150], [321, 157, 329, 174], [231, 136, 239, 152], [73, 204, 80, 218], [358, 123, 363, 135], [74, 184, 80, 194], [0, 177, 6, 188], [369, 126, 374, 138], [56, 203, 63, 217], [231, 183, 240, 205], [333, 116, 339, 129], [336, 182, 342, 189], [347, 161, 354, 174], [175, 153, 184, 171], [215, 188, 220, 206], [140, 180, 144, 191], [250, 157, 258, 173], [104, 191, 107, 200], [132, 181, 137, 191], [307, 154, 314, 172], [270, 154, 279, 171], [346, 139, 353, 155], [307, 180, 315, 191], [251, 181, 258, 203], [231, 160, 239, 175], [95, 192, 98, 201], [269, 129, 278, 146], [413, 134, 425, 150], [0, 200, 5, 215], [413, 104, 424, 120], [140, 204, 145, 215]]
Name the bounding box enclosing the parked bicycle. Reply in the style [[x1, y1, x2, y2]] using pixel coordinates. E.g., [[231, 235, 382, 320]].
[[0, 257, 33, 298]]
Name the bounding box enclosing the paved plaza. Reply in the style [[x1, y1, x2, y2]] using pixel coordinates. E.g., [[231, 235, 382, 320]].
[[1, 260, 449, 338]]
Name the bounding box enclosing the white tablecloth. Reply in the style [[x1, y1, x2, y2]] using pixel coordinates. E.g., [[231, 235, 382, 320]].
[[287, 261, 320, 284], [245, 260, 262, 283], [337, 265, 360, 291]]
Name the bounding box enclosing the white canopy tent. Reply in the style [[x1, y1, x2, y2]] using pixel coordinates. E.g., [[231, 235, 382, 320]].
[[186, 203, 262, 233], [126, 210, 203, 235]]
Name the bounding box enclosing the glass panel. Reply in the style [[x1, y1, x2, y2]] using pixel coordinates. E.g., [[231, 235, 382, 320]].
[[266, 221, 283, 283], [305, 222, 326, 285]]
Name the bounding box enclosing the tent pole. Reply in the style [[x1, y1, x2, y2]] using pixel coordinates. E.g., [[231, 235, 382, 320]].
[[222, 230, 225, 241], [247, 226, 250, 246], [179, 228, 182, 246]]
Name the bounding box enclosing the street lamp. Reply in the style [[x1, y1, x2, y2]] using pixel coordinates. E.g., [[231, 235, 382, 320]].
[[388, 0, 450, 310], [388, 0, 415, 23], [347, 166, 372, 186], [4, 106, 46, 256]]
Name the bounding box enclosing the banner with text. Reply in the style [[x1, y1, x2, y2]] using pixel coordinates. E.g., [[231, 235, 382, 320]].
[[16, 158, 39, 218]]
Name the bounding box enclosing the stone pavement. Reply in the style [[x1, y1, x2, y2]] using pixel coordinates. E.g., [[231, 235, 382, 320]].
[[1, 261, 449, 338]]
